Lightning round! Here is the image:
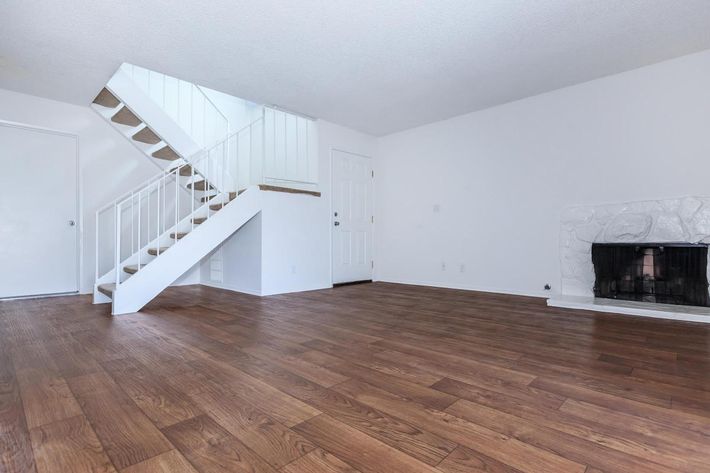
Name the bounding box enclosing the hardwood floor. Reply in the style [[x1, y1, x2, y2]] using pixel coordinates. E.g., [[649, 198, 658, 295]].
[[1, 282, 710, 472]]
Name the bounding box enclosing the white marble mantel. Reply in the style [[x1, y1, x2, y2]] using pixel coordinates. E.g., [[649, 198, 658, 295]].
[[552, 196, 710, 323], [559, 196, 710, 297]]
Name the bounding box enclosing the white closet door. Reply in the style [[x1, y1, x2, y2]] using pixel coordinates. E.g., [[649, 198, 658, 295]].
[[0, 122, 79, 298], [332, 150, 373, 284]]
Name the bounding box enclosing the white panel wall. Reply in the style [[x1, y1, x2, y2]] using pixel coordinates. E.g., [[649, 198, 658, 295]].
[[263, 107, 319, 188], [375, 49, 710, 298]]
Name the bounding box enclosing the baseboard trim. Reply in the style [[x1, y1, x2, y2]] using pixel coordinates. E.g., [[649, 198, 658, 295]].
[[0, 291, 80, 302], [200, 281, 334, 297], [260, 284, 333, 296], [333, 280, 373, 288], [200, 281, 262, 296]]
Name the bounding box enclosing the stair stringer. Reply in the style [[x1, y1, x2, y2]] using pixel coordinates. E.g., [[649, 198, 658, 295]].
[[105, 68, 203, 166], [111, 187, 262, 314], [93, 197, 216, 299]]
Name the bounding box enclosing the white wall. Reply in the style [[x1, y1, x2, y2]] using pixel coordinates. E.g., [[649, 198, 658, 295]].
[[0, 88, 159, 294], [210, 120, 377, 295], [375, 49, 710, 298], [257, 120, 377, 295], [260, 192, 329, 295], [199, 86, 261, 132]]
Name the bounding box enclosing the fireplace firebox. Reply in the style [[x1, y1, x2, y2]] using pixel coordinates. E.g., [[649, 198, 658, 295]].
[[591, 243, 710, 307]]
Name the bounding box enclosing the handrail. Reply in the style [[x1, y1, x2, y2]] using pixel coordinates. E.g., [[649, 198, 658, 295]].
[[97, 117, 264, 215], [196, 85, 229, 131], [96, 165, 177, 214]]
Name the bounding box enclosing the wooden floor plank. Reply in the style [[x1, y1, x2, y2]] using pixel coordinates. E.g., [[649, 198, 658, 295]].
[[0, 345, 37, 473], [101, 357, 202, 429], [178, 380, 315, 469], [437, 445, 524, 473], [29, 415, 116, 473], [16, 372, 83, 429], [293, 414, 438, 473], [66, 371, 173, 470], [280, 448, 360, 473], [445, 399, 695, 472], [333, 378, 587, 473], [298, 350, 458, 410], [119, 450, 198, 473], [162, 414, 279, 473]]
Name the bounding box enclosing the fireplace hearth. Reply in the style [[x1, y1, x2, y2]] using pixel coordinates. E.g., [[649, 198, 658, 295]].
[[592, 243, 710, 307]]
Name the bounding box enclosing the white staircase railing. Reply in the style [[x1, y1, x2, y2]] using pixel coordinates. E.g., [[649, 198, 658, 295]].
[[95, 117, 264, 285], [120, 63, 229, 149]]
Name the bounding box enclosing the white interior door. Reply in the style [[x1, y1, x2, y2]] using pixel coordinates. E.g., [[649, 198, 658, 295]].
[[0, 122, 79, 298], [332, 150, 373, 284]]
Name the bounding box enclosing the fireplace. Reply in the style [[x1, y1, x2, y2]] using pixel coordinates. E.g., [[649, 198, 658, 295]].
[[592, 243, 710, 307]]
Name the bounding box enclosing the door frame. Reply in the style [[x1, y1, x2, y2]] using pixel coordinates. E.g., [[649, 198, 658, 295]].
[[330, 147, 374, 285], [0, 119, 82, 298]]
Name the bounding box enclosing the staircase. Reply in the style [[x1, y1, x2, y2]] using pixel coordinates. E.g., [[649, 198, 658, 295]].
[[91, 66, 264, 315], [91, 63, 320, 314]]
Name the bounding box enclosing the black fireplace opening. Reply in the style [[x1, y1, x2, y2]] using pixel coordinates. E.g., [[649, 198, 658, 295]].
[[592, 243, 710, 307]]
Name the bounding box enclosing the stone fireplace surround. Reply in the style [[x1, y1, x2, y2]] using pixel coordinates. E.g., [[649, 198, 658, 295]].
[[550, 196, 710, 323]]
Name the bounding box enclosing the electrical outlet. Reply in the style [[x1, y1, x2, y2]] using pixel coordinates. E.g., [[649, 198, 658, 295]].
[[460, 264, 465, 273], [441, 262, 446, 271]]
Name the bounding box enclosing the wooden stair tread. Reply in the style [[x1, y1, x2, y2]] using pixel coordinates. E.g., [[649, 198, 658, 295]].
[[170, 232, 188, 239], [147, 247, 170, 256], [123, 264, 145, 275], [207, 190, 241, 210], [97, 283, 116, 298], [179, 165, 195, 176], [111, 106, 141, 127], [152, 146, 180, 161], [192, 217, 207, 225], [201, 190, 243, 203], [93, 88, 120, 108], [132, 127, 161, 145], [186, 180, 213, 191]]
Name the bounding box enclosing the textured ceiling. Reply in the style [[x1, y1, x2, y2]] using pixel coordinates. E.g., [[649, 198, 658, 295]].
[[2, 1, 710, 136]]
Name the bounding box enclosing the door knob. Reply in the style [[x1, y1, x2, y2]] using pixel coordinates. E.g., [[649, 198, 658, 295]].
[[68, 220, 76, 226], [334, 221, 340, 226]]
